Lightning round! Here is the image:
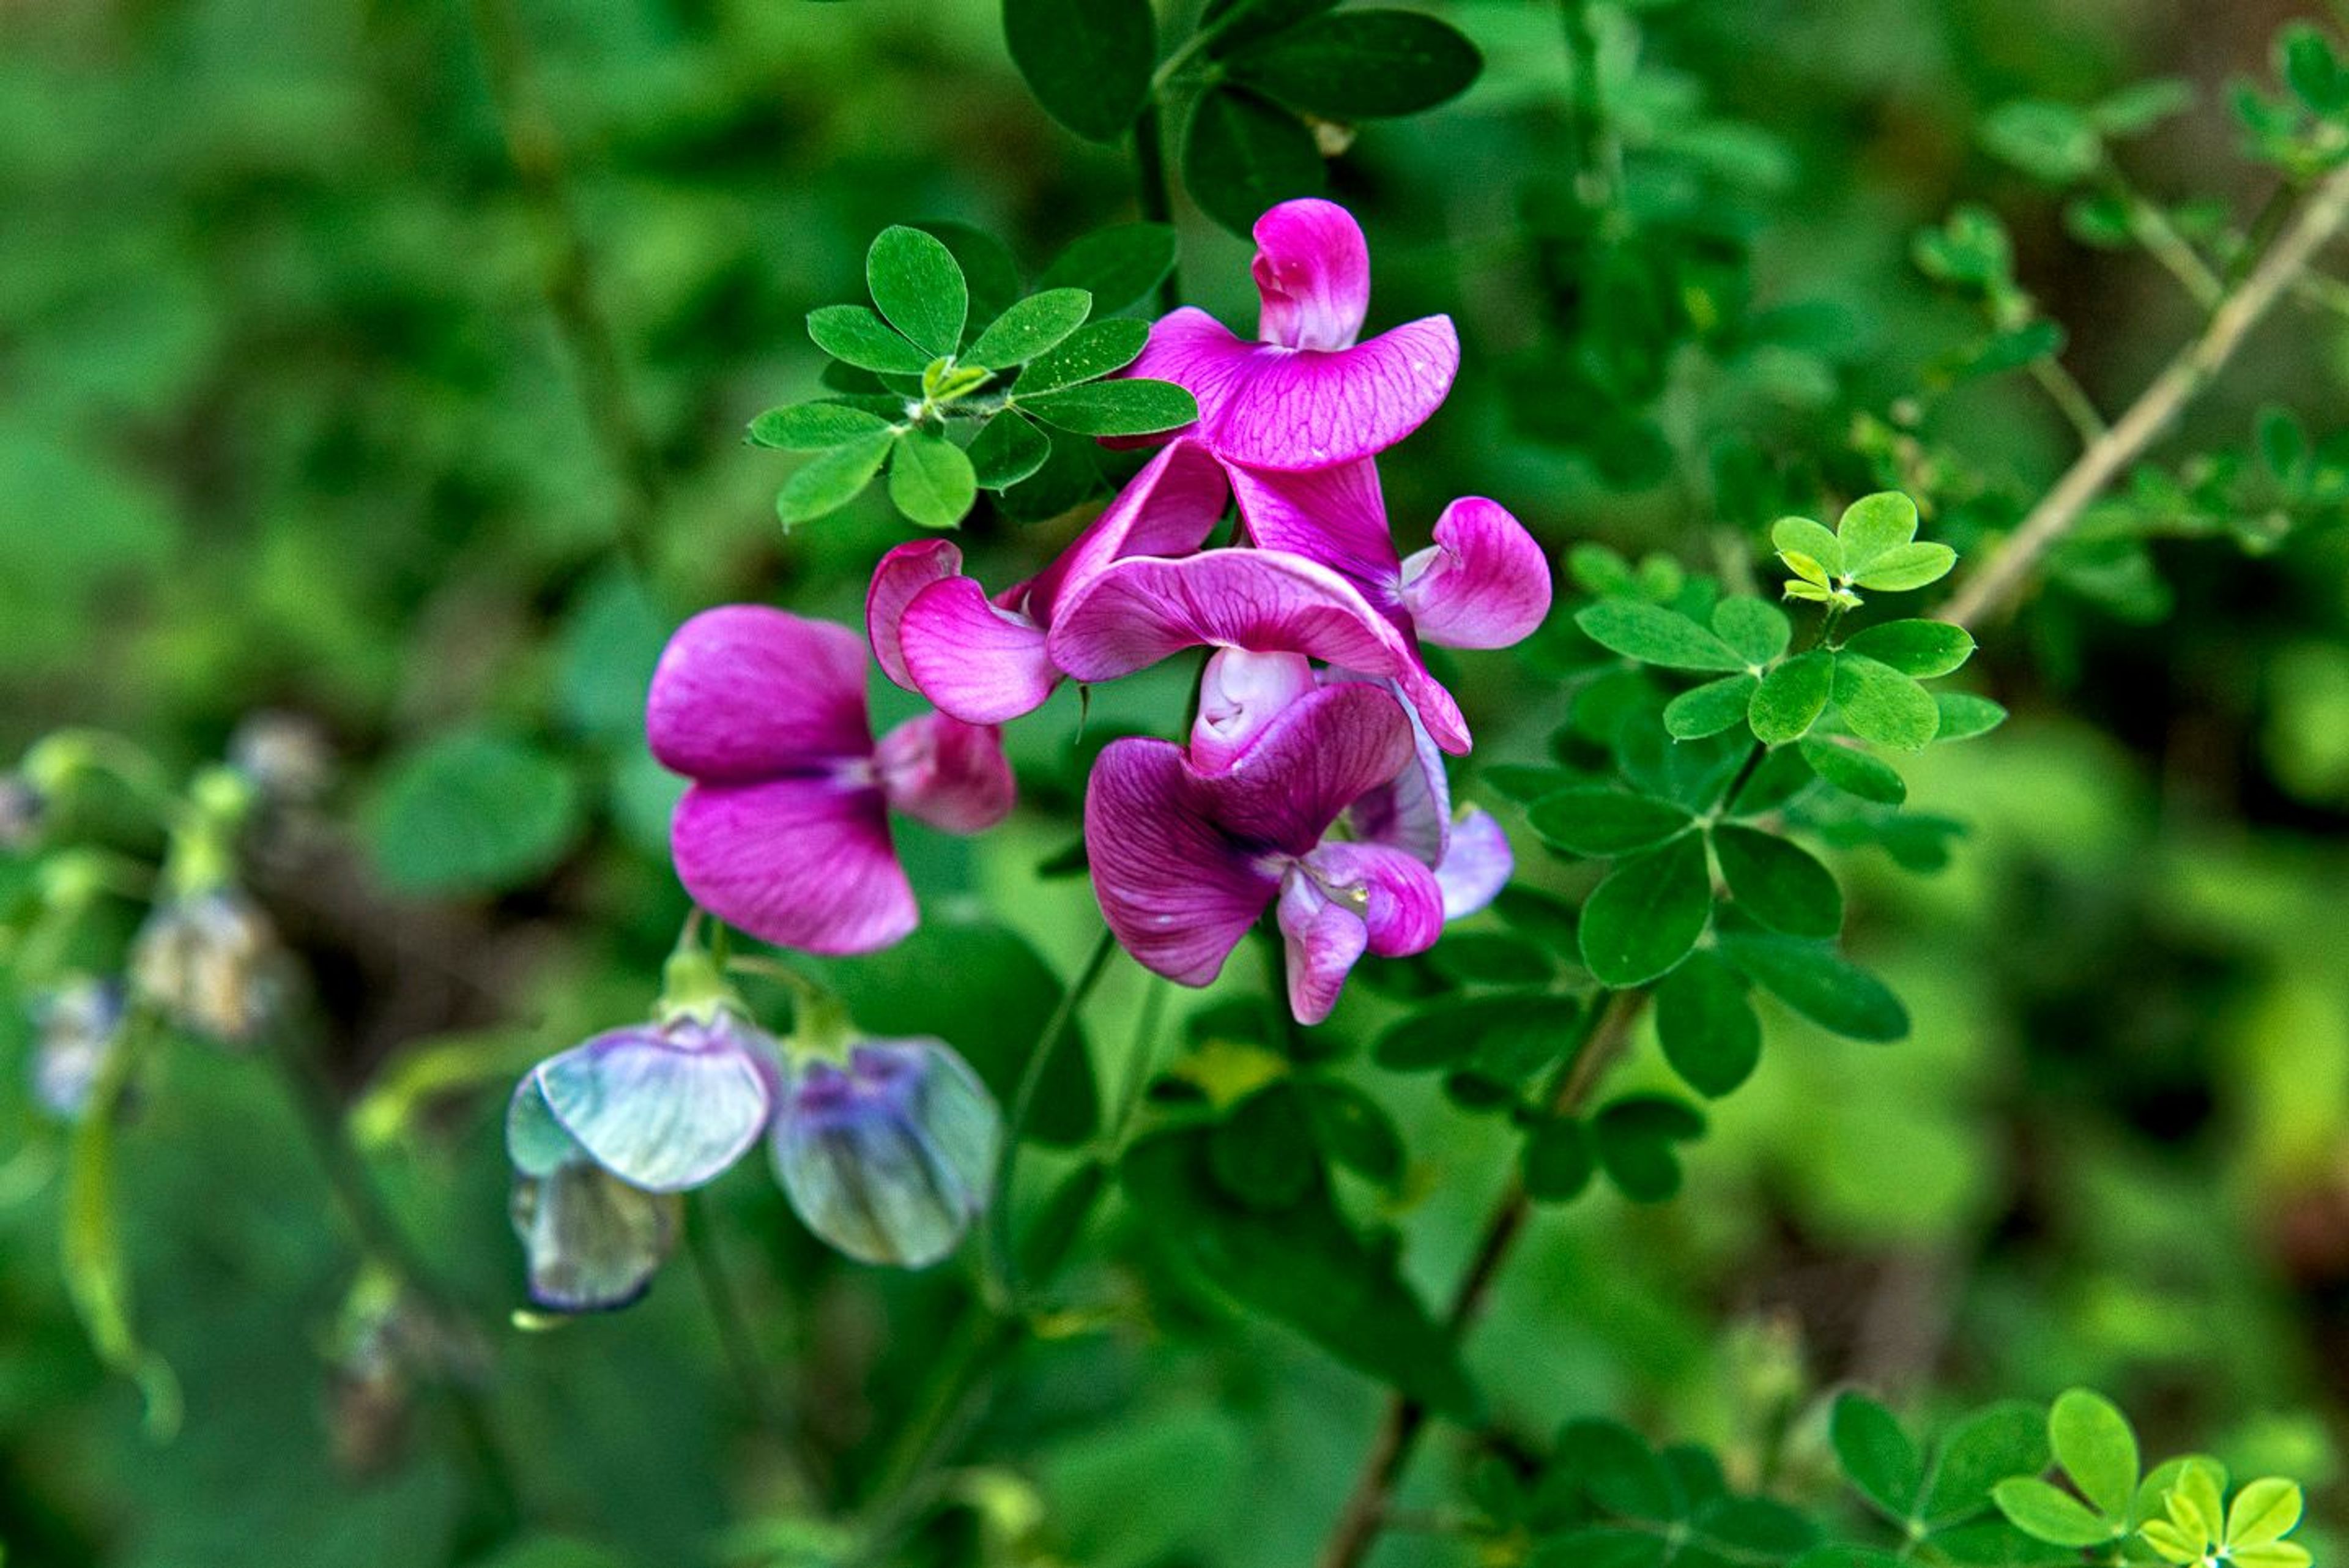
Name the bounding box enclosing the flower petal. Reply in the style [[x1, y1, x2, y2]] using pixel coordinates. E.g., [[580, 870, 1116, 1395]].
[[1190, 648, 1316, 774], [648, 606, 872, 782], [1301, 841, 1445, 958], [1434, 808, 1513, 921], [874, 712, 1016, 833], [1344, 675, 1450, 866], [533, 1017, 776, 1193], [1276, 873, 1370, 1027], [510, 1159, 680, 1313], [1203, 682, 1421, 854], [897, 576, 1058, 725], [670, 776, 916, 955], [1047, 549, 1471, 753], [1227, 459, 1403, 614], [1253, 198, 1371, 352], [1084, 737, 1280, 986], [867, 539, 965, 691], [1024, 440, 1231, 622], [1400, 497, 1553, 649]]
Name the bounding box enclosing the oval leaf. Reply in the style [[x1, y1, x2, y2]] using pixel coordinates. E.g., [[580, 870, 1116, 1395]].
[[1578, 833, 1712, 988], [2049, 1388, 2137, 1520], [1716, 924, 1909, 1042], [807, 303, 932, 374], [1842, 619, 1975, 678], [1037, 223, 1179, 314], [887, 429, 978, 529], [1797, 738, 1907, 805], [1577, 601, 1750, 672], [1004, 0, 1156, 142], [967, 411, 1052, 489], [1653, 951, 1761, 1098], [1711, 824, 1843, 940], [748, 401, 895, 451], [1665, 674, 1760, 739], [1019, 317, 1153, 393], [867, 226, 968, 357], [1017, 377, 1200, 435], [1183, 86, 1327, 236], [1833, 653, 1940, 751], [967, 288, 1094, 367], [1226, 10, 1482, 119], [1750, 650, 1835, 745], [1526, 787, 1694, 858], [777, 429, 894, 525]]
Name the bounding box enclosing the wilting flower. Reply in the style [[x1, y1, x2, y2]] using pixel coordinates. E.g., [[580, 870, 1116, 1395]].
[[28, 976, 125, 1120], [129, 887, 283, 1044], [648, 605, 1015, 954], [507, 1075, 682, 1313], [228, 710, 336, 806], [770, 1038, 1001, 1268], [1086, 682, 1444, 1024]]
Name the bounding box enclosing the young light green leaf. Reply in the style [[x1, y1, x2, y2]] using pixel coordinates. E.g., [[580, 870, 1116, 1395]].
[[1037, 223, 1180, 314], [1981, 100, 2103, 184], [1934, 691, 2008, 741], [1575, 601, 1749, 672], [1004, 0, 1156, 143], [966, 288, 1093, 367], [2165, 1462, 2224, 1547], [1842, 619, 1975, 678], [1993, 1479, 2120, 1548], [1850, 541, 1958, 592], [1018, 318, 1154, 393], [1833, 653, 1940, 751], [2049, 1388, 2138, 1520], [1836, 492, 1920, 575], [1798, 738, 1907, 805], [1712, 824, 1843, 940], [1773, 516, 1844, 579], [807, 303, 933, 374], [1525, 788, 1694, 857], [866, 226, 968, 357], [1832, 1394, 1923, 1522], [967, 411, 1052, 489], [1578, 833, 1712, 988], [1750, 650, 1835, 744], [1654, 951, 1761, 1098], [2230, 1545, 2314, 1568], [1664, 674, 1760, 739], [2141, 1520, 2206, 1564], [1712, 598, 1792, 664], [886, 429, 977, 529], [1183, 85, 1327, 236], [1225, 9, 1482, 119], [748, 401, 896, 450], [777, 429, 894, 525], [1716, 923, 1909, 1042], [1017, 377, 1200, 436], [2226, 1479, 2304, 1548]]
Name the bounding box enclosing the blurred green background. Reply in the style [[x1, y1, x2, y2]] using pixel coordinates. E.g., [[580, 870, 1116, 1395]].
[[4, 0, 2348, 1564]]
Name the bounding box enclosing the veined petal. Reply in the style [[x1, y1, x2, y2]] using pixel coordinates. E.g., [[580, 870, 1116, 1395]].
[[1276, 873, 1370, 1027], [1190, 648, 1316, 774], [1434, 808, 1513, 921], [867, 540, 965, 691], [648, 606, 872, 782], [1084, 738, 1280, 986], [1301, 841, 1444, 958], [897, 576, 1058, 724], [1204, 682, 1420, 855], [874, 712, 1016, 834], [1124, 308, 1260, 439], [533, 1016, 777, 1194], [1025, 441, 1231, 622], [1228, 459, 1403, 614], [1344, 675, 1450, 866], [1400, 497, 1553, 649], [510, 1159, 680, 1313], [1253, 198, 1371, 352], [670, 776, 916, 955]]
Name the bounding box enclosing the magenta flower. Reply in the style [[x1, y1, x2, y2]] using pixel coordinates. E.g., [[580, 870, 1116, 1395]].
[[1084, 682, 1443, 1024], [648, 606, 1014, 954], [1124, 199, 1460, 472]]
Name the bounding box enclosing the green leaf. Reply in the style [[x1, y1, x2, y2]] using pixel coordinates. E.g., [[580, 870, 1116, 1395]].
[[1851, 541, 1958, 592], [1837, 492, 1920, 574], [1521, 1116, 1596, 1202], [1525, 787, 1694, 857], [1003, 0, 1156, 142], [2258, 405, 2309, 483], [866, 226, 968, 357], [1923, 1402, 2052, 1526], [2225, 1479, 2304, 1549], [1201, 0, 1343, 55], [1773, 516, 1844, 579], [1843, 619, 1975, 678], [966, 288, 1094, 366], [886, 429, 978, 528], [1301, 1080, 1405, 1189], [1209, 1084, 1319, 1208], [2166, 1463, 2224, 1547], [807, 303, 932, 374], [1183, 86, 1327, 236], [1373, 993, 1584, 1076], [366, 731, 583, 894], [2230, 1545, 2314, 1568], [62, 1016, 180, 1440], [1716, 923, 1909, 1042], [1981, 100, 2103, 184], [1226, 9, 1482, 119], [1549, 1420, 1681, 1524], [998, 422, 1104, 521], [2049, 1388, 2137, 1520], [1798, 738, 1907, 805], [919, 221, 1023, 329], [1430, 932, 1554, 987], [1934, 691, 2009, 741], [1578, 833, 1712, 987], [1712, 598, 1792, 664], [967, 412, 1052, 489], [1592, 1093, 1705, 1202], [1712, 823, 1843, 939], [2282, 23, 2349, 115], [1992, 1479, 2118, 1548], [1750, 650, 1835, 744], [1576, 601, 1750, 672], [777, 429, 894, 525], [1020, 317, 1153, 393], [1665, 674, 1760, 738], [1653, 951, 1761, 1098], [1037, 223, 1179, 314], [2091, 78, 2195, 136], [1832, 1393, 1923, 1521], [1017, 377, 1199, 435], [1121, 1123, 1479, 1418], [748, 401, 896, 450], [1834, 653, 1941, 751]]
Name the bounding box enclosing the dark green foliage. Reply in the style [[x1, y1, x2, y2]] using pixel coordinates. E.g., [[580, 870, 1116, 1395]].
[[1003, 0, 1157, 142]]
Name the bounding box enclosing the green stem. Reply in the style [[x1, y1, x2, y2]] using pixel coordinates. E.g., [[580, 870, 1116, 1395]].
[[1560, 0, 1618, 209], [1105, 975, 1171, 1149], [1133, 100, 1181, 313]]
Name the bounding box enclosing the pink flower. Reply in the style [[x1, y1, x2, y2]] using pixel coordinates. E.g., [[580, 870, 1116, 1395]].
[[1083, 682, 1444, 1025], [648, 606, 1014, 954]]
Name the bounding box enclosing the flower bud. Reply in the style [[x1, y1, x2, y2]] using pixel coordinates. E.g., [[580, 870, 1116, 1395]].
[[506, 1078, 680, 1312], [530, 1009, 781, 1194], [770, 1038, 1000, 1268], [128, 888, 284, 1045], [28, 976, 125, 1120]]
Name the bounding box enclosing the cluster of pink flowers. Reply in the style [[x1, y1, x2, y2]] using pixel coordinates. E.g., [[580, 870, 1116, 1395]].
[[656, 199, 1551, 1024]]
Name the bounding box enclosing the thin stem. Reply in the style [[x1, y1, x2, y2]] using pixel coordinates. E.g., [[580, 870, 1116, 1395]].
[[1106, 975, 1172, 1149], [461, 0, 666, 595], [2106, 164, 2225, 308], [1133, 100, 1181, 313], [1940, 161, 2349, 630], [1316, 991, 1647, 1568], [1560, 0, 1619, 210], [2027, 358, 2109, 448], [686, 1194, 818, 1498]]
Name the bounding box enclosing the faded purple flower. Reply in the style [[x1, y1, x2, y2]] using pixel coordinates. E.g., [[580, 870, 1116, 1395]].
[[530, 1009, 783, 1194], [29, 976, 125, 1120], [507, 1076, 681, 1313], [648, 606, 1015, 954], [129, 887, 283, 1044]]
